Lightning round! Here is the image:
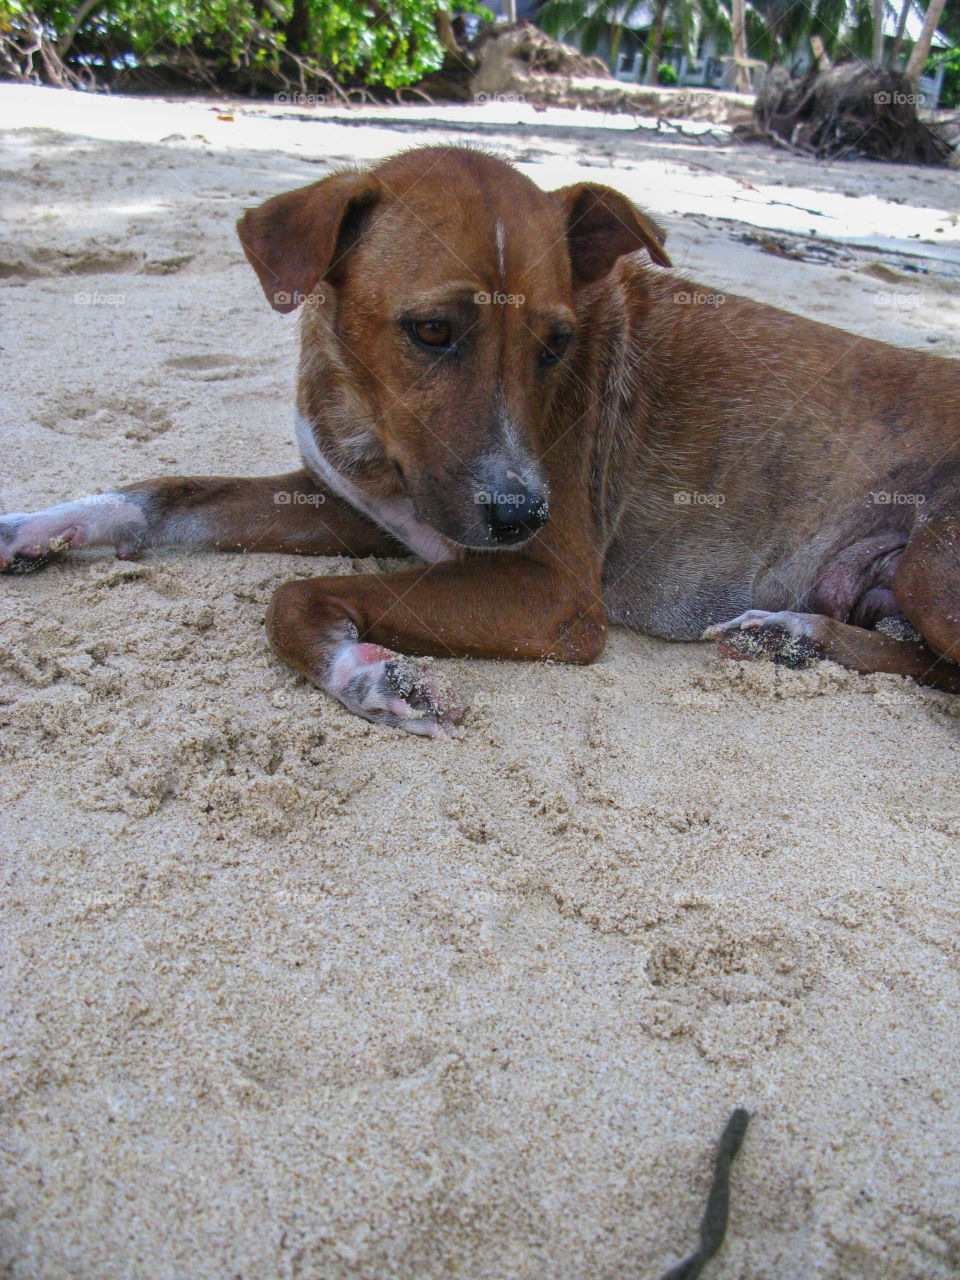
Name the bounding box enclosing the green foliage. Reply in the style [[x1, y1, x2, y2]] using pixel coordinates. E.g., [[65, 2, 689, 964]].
[[804, 0, 849, 58], [841, 0, 875, 59], [308, 0, 481, 87], [926, 46, 960, 106], [939, 0, 960, 44], [657, 59, 677, 81], [1, 0, 489, 91], [750, 0, 852, 64], [538, 0, 701, 66], [6, 0, 271, 57], [537, 0, 654, 58], [538, 0, 910, 74]]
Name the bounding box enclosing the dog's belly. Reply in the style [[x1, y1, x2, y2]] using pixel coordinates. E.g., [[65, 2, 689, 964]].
[[602, 543, 753, 640], [602, 520, 911, 640]]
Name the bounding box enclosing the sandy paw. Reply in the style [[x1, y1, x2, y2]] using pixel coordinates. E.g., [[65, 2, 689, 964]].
[[0, 495, 146, 573], [703, 610, 826, 669], [326, 637, 463, 738], [0, 512, 75, 573]]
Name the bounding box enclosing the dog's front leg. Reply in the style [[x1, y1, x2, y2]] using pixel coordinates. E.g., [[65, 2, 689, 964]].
[[0, 471, 403, 571], [266, 559, 608, 737]]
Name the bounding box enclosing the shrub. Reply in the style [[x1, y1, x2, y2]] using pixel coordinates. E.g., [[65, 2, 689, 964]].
[[925, 48, 960, 110], [0, 0, 489, 93]]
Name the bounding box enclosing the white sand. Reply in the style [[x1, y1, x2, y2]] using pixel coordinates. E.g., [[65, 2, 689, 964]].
[[2, 84, 960, 1279]]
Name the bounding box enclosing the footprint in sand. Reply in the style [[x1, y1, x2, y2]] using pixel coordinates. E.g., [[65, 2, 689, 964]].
[[36, 390, 173, 440], [163, 353, 248, 382]]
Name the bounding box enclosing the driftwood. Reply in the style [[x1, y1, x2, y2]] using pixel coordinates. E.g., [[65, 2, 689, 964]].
[[753, 62, 954, 165], [416, 20, 610, 102]]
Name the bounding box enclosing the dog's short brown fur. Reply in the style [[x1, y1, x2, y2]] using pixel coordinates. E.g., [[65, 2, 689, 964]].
[[4, 146, 960, 734]]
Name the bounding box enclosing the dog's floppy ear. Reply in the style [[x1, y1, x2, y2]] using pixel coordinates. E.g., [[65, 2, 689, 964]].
[[552, 182, 671, 283], [237, 171, 381, 313]]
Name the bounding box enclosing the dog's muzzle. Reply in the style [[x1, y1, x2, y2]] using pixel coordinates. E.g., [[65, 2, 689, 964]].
[[477, 468, 549, 546]]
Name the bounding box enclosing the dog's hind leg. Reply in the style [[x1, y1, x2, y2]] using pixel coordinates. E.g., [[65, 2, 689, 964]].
[[892, 498, 960, 672], [0, 471, 403, 572], [703, 608, 960, 693], [704, 503, 960, 694]]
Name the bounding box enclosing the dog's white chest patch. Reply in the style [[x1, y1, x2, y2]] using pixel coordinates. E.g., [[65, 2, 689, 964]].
[[295, 414, 455, 564]]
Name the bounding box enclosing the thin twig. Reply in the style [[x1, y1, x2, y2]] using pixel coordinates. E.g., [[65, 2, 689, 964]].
[[655, 1109, 750, 1280]]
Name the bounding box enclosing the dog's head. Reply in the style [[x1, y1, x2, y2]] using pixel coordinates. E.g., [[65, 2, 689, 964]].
[[237, 146, 669, 549]]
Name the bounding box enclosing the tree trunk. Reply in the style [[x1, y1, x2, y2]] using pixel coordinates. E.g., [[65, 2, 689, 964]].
[[766, 13, 782, 63], [871, 0, 885, 63], [889, 0, 913, 65], [904, 0, 947, 82], [285, 0, 310, 56], [810, 34, 832, 69], [610, 20, 622, 70], [731, 0, 748, 90], [59, 0, 103, 57], [644, 4, 666, 84], [436, 9, 459, 56]]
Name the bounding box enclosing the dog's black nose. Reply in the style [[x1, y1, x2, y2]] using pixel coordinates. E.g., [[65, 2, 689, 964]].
[[482, 483, 549, 545]]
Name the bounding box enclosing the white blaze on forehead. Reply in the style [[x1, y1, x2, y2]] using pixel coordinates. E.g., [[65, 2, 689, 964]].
[[496, 218, 505, 277]]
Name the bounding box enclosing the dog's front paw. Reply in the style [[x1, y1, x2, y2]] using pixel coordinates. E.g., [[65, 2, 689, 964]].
[[325, 631, 463, 738], [703, 610, 826, 669]]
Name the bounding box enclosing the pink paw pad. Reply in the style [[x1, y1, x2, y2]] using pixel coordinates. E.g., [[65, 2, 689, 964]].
[[325, 636, 463, 737]]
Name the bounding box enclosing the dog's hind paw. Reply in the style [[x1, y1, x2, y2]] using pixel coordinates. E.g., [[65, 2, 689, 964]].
[[703, 609, 827, 669], [324, 632, 463, 738], [0, 496, 147, 574], [0, 513, 64, 573]]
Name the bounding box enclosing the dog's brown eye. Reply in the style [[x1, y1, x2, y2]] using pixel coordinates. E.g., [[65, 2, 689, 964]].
[[540, 331, 571, 367], [413, 319, 452, 348]]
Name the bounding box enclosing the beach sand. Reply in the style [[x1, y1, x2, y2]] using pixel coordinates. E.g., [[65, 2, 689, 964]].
[[2, 85, 960, 1278]]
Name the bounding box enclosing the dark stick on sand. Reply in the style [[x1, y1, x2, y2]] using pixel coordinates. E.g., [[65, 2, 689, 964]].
[[656, 1108, 750, 1280]]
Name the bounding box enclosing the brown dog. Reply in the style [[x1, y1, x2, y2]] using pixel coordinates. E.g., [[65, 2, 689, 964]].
[[4, 146, 960, 734]]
